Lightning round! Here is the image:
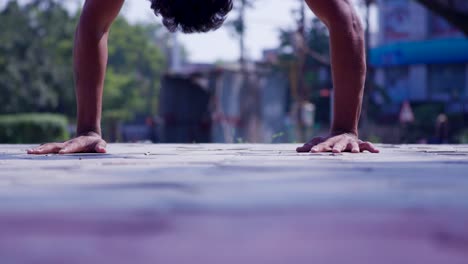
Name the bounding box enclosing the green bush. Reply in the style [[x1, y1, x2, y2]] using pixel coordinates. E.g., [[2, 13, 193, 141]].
[[456, 129, 468, 144], [400, 103, 445, 143], [0, 113, 69, 143]]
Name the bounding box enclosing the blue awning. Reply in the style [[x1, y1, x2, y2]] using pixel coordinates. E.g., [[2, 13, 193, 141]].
[[370, 38, 468, 67]]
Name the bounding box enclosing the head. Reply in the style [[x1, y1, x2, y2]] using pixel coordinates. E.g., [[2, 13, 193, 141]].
[[150, 0, 233, 33]]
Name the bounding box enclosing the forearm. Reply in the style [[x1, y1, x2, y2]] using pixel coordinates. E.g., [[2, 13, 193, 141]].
[[328, 9, 365, 136], [306, 0, 366, 136], [73, 0, 124, 136], [73, 19, 108, 136]]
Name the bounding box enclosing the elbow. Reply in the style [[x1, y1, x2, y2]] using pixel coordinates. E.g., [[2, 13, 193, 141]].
[[77, 5, 111, 41], [324, 0, 364, 40], [346, 12, 364, 41]]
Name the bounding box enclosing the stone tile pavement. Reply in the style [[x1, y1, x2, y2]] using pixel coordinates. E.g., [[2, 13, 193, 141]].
[[0, 144, 467, 263]]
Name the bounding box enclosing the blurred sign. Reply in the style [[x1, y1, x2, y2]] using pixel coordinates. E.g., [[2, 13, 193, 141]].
[[370, 38, 468, 66], [399, 101, 415, 124], [300, 102, 315, 127], [382, 0, 411, 42], [429, 14, 460, 37]]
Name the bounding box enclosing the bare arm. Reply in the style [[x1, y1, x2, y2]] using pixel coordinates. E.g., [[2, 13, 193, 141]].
[[74, 0, 124, 136], [297, 0, 379, 153], [28, 0, 124, 154]]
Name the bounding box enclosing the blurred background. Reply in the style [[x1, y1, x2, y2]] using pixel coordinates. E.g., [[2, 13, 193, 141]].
[[0, 0, 467, 145]]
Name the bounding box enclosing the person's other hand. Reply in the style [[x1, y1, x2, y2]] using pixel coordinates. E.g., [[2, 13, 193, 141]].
[[27, 132, 107, 155], [296, 133, 380, 154]]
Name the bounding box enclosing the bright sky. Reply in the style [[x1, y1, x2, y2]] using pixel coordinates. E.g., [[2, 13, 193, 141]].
[[122, 0, 311, 62], [6, 0, 377, 63], [122, 0, 378, 63]]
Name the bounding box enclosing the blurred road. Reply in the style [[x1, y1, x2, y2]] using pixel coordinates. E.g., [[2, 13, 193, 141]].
[[0, 144, 467, 263]]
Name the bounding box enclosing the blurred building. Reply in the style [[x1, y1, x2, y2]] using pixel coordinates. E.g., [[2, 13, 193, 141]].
[[158, 63, 289, 143], [371, 0, 468, 115]]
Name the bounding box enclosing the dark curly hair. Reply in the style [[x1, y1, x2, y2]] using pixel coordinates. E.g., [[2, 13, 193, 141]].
[[150, 0, 233, 33]]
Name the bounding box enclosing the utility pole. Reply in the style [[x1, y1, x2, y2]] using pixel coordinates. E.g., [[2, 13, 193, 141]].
[[299, 0, 306, 41], [235, 0, 256, 142], [292, 0, 314, 142], [361, 0, 374, 134], [298, 0, 306, 101], [170, 32, 182, 73], [239, 0, 246, 67]]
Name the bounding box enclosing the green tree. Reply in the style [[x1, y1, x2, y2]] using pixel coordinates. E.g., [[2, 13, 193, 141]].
[[277, 17, 331, 96], [104, 17, 166, 120], [0, 0, 167, 123], [227, 0, 255, 64], [0, 0, 76, 115]]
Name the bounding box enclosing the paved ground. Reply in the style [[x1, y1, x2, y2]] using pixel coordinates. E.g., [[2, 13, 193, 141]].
[[0, 144, 468, 264]]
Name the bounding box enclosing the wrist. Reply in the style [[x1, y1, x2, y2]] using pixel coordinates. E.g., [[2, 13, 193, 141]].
[[76, 118, 102, 137], [330, 127, 358, 137], [78, 131, 102, 138], [76, 126, 101, 137]]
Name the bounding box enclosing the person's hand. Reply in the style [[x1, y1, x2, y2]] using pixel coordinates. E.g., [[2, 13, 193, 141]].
[[296, 133, 379, 154], [27, 132, 107, 155]]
